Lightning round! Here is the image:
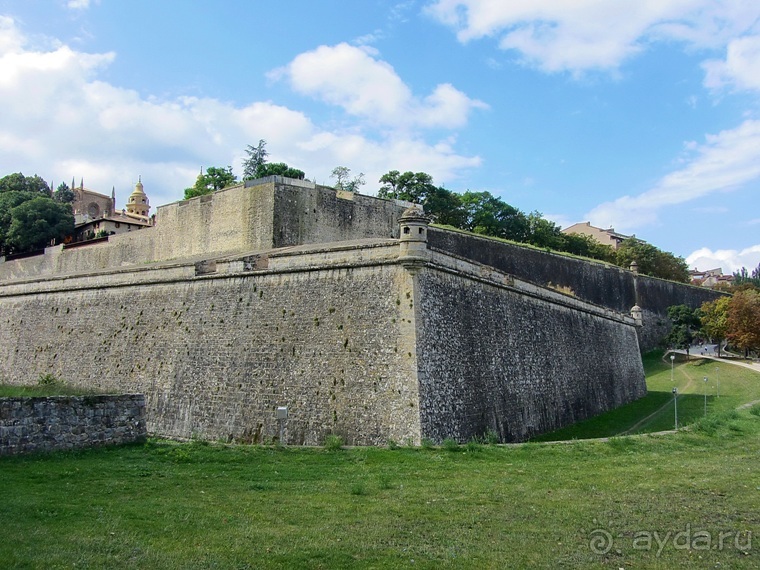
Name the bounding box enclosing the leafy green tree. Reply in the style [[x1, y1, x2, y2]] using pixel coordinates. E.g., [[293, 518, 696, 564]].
[[0, 173, 51, 196], [378, 171, 436, 203], [423, 186, 466, 227], [665, 304, 701, 356], [53, 182, 75, 203], [615, 239, 689, 283], [699, 296, 731, 356], [5, 196, 74, 253], [331, 167, 365, 192], [0, 191, 34, 254], [726, 289, 760, 357], [257, 163, 305, 180], [460, 191, 529, 242], [242, 140, 268, 180], [525, 211, 565, 250], [560, 232, 616, 263], [184, 166, 238, 199]]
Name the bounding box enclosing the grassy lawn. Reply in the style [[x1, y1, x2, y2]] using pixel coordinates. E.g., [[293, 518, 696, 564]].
[[0, 412, 758, 569], [532, 351, 760, 441], [1, 355, 758, 568]]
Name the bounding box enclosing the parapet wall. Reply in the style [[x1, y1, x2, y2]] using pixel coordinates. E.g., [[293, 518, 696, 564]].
[[0, 178, 409, 282], [428, 228, 724, 351], [0, 394, 146, 455]]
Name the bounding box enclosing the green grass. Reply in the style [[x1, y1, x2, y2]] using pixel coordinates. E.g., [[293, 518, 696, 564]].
[[531, 351, 760, 441], [0, 383, 104, 398], [1, 414, 759, 569], [1, 355, 759, 568]]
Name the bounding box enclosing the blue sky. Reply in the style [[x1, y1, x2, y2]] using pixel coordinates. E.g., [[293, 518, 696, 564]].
[[1, 0, 759, 272]]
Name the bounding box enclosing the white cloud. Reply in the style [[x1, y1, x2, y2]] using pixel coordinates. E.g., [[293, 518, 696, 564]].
[[269, 42, 488, 128], [0, 19, 481, 208], [585, 119, 760, 232], [66, 0, 95, 10], [425, 0, 760, 73], [703, 35, 760, 92], [686, 245, 760, 273]]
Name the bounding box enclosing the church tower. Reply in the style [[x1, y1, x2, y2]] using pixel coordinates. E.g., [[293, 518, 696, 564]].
[[126, 176, 150, 217]]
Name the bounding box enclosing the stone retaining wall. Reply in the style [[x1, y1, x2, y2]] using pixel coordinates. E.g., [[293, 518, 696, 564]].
[[0, 394, 146, 455]]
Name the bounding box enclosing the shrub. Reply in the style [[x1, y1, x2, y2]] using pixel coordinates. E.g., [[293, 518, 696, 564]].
[[323, 434, 344, 451], [37, 373, 62, 387]]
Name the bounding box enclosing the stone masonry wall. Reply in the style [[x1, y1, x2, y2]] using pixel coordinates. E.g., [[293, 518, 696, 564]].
[[0, 394, 146, 456], [0, 179, 408, 282], [0, 256, 421, 446], [428, 228, 724, 351], [415, 266, 646, 443], [272, 182, 405, 247]]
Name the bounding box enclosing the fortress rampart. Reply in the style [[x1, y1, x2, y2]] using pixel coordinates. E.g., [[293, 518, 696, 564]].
[[0, 177, 717, 444]]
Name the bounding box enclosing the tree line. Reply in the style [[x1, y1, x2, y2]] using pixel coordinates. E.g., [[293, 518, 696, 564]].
[[666, 285, 760, 358], [376, 170, 690, 282], [0, 144, 692, 284], [186, 142, 689, 283]]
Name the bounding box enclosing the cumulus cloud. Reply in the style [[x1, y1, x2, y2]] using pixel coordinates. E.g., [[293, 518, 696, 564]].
[[686, 245, 760, 273], [425, 0, 760, 73], [0, 18, 481, 207], [585, 119, 760, 231], [703, 35, 760, 92], [269, 42, 488, 128]]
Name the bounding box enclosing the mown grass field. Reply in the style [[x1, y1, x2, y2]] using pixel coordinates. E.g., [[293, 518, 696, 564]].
[[0, 355, 758, 569]]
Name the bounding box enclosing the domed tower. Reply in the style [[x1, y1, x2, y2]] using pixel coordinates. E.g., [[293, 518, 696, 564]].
[[398, 204, 430, 271], [126, 176, 150, 217]]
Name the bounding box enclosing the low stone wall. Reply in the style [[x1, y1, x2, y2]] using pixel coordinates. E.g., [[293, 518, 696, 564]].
[[0, 394, 146, 456]]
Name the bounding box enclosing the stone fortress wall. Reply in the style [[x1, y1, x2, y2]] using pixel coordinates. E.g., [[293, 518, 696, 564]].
[[428, 229, 723, 351], [0, 177, 719, 444]]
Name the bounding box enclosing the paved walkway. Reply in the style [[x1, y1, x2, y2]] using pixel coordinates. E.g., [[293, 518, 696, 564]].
[[667, 347, 760, 373]]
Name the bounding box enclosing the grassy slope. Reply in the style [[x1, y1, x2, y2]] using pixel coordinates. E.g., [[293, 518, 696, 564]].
[[532, 352, 760, 441]]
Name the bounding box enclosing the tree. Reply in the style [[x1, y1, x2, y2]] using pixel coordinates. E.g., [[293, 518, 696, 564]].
[[378, 170, 436, 203], [184, 166, 238, 199], [54, 182, 75, 204], [726, 289, 760, 357], [525, 211, 565, 250], [699, 296, 730, 356], [257, 162, 305, 180], [460, 191, 529, 242], [615, 239, 689, 283], [5, 196, 74, 253], [331, 167, 365, 192], [0, 173, 51, 196], [665, 304, 701, 357], [242, 140, 268, 180], [560, 232, 616, 263]]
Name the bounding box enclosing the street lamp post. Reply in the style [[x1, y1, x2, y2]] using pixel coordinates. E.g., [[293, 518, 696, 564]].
[[670, 354, 676, 382], [672, 387, 678, 430], [703, 376, 709, 417]]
